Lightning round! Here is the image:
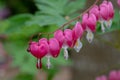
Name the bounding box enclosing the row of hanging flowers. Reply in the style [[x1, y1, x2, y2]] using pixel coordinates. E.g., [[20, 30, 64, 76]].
[[27, 0, 120, 69]]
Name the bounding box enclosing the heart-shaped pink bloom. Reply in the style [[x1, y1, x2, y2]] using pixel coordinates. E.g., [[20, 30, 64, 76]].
[[72, 22, 83, 40], [38, 38, 60, 69], [96, 75, 107, 80], [29, 41, 48, 59], [107, 1, 114, 19], [64, 29, 74, 47], [54, 29, 73, 60], [38, 38, 60, 58], [82, 13, 97, 43], [54, 30, 65, 48], [28, 40, 49, 69], [89, 5, 100, 20], [82, 13, 97, 32], [118, 0, 120, 7], [108, 70, 120, 80], [100, 1, 114, 21], [49, 38, 60, 58], [100, 3, 109, 20], [72, 22, 84, 52], [54, 29, 73, 48]]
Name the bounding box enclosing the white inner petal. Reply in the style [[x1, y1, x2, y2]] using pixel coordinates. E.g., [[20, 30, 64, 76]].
[[86, 28, 94, 43], [104, 19, 112, 29], [46, 55, 51, 69], [63, 46, 69, 60], [37, 59, 40, 68], [74, 38, 83, 53], [100, 20, 106, 33]]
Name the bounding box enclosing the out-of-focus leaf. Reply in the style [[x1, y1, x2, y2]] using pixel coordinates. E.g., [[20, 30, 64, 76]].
[[0, 14, 33, 34], [64, 0, 86, 15], [35, 0, 68, 15], [14, 73, 34, 80], [0, 20, 10, 33], [32, 0, 86, 27], [4, 41, 37, 74], [27, 15, 66, 26]]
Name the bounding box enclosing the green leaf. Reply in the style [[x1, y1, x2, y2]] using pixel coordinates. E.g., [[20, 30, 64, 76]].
[[27, 15, 66, 26]]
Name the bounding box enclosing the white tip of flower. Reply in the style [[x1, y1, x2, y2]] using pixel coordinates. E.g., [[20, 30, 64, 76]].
[[104, 20, 112, 29], [46, 56, 51, 69], [100, 20, 105, 33], [74, 38, 82, 53], [63, 47, 69, 60], [86, 29, 94, 43], [37, 59, 41, 68]]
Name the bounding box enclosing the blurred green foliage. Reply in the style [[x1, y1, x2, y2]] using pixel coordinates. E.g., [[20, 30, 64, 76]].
[[0, 0, 120, 80], [0, 0, 86, 79]]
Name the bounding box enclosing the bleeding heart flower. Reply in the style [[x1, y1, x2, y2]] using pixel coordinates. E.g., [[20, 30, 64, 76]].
[[28, 40, 49, 69], [49, 38, 60, 58], [118, 0, 120, 7], [95, 70, 120, 80], [54, 29, 73, 60], [99, 0, 114, 32], [72, 22, 84, 52], [96, 75, 107, 80], [38, 38, 60, 69], [108, 70, 120, 80], [82, 13, 97, 43], [89, 5, 100, 20], [54, 30, 65, 48]]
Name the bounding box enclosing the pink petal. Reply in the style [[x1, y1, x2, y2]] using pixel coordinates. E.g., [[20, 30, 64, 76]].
[[82, 13, 88, 30], [100, 75, 107, 80], [117, 70, 120, 80], [82, 13, 96, 32], [87, 13, 97, 32], [73, 22, 83, 40], [118, 0, 120, 7], [64, 29, 73, 47], [96, 77, 101, 80], [30, 42, 48, 58], [29, 38, 49, 58], [96, 75, 107, 80], [72, 22, 83, 46], [89, 5, 100, 20], [99, 0, 114, 21], [100, 3, 109, 20], [49, 38, 60, 58], [108, 1, 114, 19], [37, 43, 48, 58], [109, 70, 118, 80], [29, 42, 39, 58], [54, 30, 65, 48]]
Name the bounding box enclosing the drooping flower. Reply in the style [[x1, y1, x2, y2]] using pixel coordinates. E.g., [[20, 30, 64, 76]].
[[95, 70, 120, 80], [108, 70, 120, 80], [118, 0, 120, 7], [89, 5, 100, 20], [96, 75, 107, 80], [82, 13, 97, 43], [117, 0, 120, 14], [99, 0, 114, 32], [54, 29, 73, 60], [27, 40, 49, 69], [72, 22, 84, 52], [38, 38, 60, 69]]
